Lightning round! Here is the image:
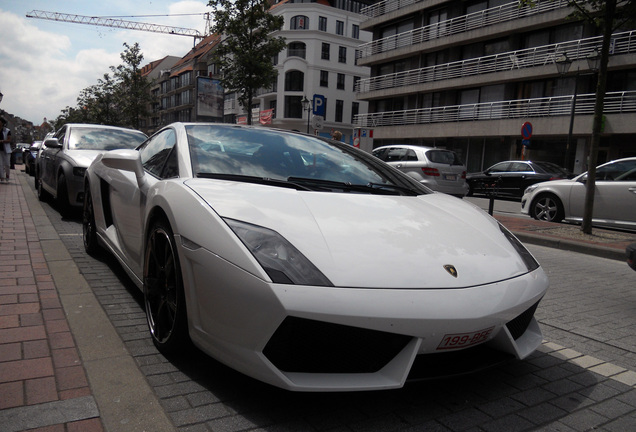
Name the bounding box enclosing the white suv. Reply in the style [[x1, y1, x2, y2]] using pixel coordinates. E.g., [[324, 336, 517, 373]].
[[372, 145, 468, 197]]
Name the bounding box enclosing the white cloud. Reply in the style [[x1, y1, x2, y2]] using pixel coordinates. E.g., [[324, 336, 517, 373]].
[[0, 1, 210, 124]]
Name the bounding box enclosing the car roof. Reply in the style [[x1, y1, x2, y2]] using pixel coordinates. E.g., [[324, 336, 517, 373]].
[[373, 144, 443, 151]]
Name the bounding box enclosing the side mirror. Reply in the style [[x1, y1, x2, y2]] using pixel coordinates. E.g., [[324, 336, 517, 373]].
[[44, 138, 62, 149], [101, 149, 146, 188]]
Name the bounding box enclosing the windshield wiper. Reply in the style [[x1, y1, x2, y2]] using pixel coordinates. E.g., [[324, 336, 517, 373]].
[[287, 177, 417, 195], [197, 173, 312, 191]]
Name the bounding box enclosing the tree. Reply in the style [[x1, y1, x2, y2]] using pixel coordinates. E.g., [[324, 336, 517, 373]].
[[208, 0, 286, 125], [110, 42, 154, 129], [521, 0, 636, 234]]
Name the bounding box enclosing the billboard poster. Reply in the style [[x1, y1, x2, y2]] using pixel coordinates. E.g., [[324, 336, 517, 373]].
[[197, 77, 224, 118]]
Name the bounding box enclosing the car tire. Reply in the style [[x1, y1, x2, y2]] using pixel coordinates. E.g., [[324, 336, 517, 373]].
[[56, 173, 72, 217], [82, 185, 100, 256], [36, 176, 50, 202], [531, 193, 564, 223], [143, 218, 189, 354]]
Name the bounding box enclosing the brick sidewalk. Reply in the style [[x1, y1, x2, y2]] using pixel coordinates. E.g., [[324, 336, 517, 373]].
[[0, 171, 103, 432]]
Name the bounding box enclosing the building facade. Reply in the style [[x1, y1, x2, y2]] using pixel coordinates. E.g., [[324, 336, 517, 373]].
[[224, 0, 372, 144], [354, 0, 636, 173]]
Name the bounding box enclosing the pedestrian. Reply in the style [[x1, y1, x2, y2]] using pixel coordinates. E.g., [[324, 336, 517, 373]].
[[0, 117, 12, 183], [331, 130, 342, 141]]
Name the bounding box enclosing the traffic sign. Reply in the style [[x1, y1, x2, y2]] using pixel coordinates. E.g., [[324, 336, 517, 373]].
[[311, 115, 324, 130], [313, 94, 325, 117], [521, 122, 533, 139]]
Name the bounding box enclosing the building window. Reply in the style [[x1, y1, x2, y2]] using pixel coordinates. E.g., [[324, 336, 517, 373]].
[[321, 43, 330, 60], [336, 20, 344, 35], [181, 90, 191, 104], [335, 99, 344, 123], [269, 100, 277, 118], [320, 70, 329, 87], [272, 53, 279, 65], [337, 73, 345, 90], [181, 72, 191, 87], [285, 95, 303, 118], [284, 70, 304, 92], [319, 16, 327, 32], [351, 102, 359, 123], [352, 24, 360, 39], [288, 42, 306, 59], [338, 46, 347, 63], [290, 15, 309, 30]]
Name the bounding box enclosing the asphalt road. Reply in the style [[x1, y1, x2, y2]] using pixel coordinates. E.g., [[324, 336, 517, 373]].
[[30, 179, 636, 432]]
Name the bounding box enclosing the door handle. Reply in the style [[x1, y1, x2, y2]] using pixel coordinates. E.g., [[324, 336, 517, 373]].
[[629, 187, 636, 194]]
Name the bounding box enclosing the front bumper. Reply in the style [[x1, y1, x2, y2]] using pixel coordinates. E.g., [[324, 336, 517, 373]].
[[180, 243, 548, 391]]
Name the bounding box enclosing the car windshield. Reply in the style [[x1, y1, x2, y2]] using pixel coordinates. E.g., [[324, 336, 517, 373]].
[[68, 128, 147, 151], [186, 125, 429, 195]]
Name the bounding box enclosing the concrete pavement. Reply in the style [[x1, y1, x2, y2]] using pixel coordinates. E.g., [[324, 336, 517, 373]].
[[1, 166, 635, 431]]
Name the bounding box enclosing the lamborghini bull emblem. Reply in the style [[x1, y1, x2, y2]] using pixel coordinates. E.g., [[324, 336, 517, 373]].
[[444, 264, 458, 278]]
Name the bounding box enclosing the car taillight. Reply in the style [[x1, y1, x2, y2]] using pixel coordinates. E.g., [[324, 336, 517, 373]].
[[421, 167, 440, 176], [461, 171, 466, 179]]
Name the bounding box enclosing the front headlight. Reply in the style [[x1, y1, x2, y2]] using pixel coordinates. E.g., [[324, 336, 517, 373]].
[[499, 223, 540, 272], [225, 218, 333, 287], [523, 184, 538, 195]]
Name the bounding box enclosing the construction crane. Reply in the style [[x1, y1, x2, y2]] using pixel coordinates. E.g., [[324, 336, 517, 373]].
[[26, 10, 208, 41]]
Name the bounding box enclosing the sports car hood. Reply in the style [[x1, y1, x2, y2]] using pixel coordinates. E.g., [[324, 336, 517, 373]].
[[66, 149, 107, 168], [187, 180, 536, 288]]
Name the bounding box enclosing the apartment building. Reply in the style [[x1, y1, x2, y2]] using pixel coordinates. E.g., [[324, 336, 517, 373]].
[[141, 34, 224, 136], [354, 0, 636, 173], [224, 0, 372, 144]]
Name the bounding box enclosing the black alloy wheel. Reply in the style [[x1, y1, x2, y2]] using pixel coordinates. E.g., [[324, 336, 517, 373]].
[[36, 177, 49, 202], [143, 219, 189, 354], [82, 185, 99, 255]]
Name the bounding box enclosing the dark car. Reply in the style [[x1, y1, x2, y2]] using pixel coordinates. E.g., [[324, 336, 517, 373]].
[[628, 243, 636, 271], [36, 124, 147, 216], [466, 160, 571, 199], [23, 141, 42, 176]]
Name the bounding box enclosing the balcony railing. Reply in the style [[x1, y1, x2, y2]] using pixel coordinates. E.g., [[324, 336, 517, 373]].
[[357, 0, 569, 60], [356, 31, 636, 93], [360, 0, 424, 19], [354, 91, 636, 127]]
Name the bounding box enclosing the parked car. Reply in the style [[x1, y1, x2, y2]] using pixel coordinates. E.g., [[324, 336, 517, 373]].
[[36, 124, 147, 216], [627, 243, 636, 271], [23, 141, 42, 175], [372, 144, 468, 197], [84, 123, 548, 391], [467, 160, 571, 199], [12, 143, 30, 166], [521, 157, 636, 231]]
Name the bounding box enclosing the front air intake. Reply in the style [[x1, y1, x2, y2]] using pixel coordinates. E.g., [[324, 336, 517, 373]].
[[506, 301, 540, 340], [264, 317, 412, 374]]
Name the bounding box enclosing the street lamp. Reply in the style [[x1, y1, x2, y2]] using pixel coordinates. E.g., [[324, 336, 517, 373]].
[[301, 95, 312, 133]]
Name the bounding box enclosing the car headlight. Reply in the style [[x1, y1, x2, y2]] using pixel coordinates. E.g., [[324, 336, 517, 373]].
[[523, 184, 538, 195], [499, 223, 540, 272], [224, 218, 333, 287]]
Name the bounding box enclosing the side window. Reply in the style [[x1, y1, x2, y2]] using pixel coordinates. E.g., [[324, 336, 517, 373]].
[[139, 129, 177, 178], [489, 162, 510, 173], [510, 162, 531, 172], [406, 149, 418, 161], [54, 126, 67, 147]]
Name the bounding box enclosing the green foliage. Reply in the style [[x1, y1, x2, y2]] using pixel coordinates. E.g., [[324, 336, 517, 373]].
[[519, 0, 636, 31], [54, 42, 155, 129], [208, 0, 286, 124]]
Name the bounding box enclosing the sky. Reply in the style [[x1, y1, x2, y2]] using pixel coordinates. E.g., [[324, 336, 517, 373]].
[[0, 0, 211, 125]]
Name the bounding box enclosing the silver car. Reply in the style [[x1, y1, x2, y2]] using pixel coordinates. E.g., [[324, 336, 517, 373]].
[[521, 157, 636, 231], [36, 124, 147, 216], [372, 144, 468, 197]]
